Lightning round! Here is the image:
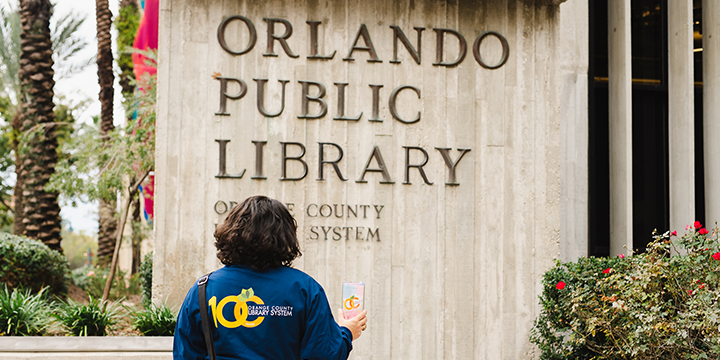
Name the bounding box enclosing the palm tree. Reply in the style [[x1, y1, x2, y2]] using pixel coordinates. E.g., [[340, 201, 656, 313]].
[[1, 3, 89, 238], [95, 0, 116, 265], [1, 5, 26, 235], [16, 0, 62, 249]]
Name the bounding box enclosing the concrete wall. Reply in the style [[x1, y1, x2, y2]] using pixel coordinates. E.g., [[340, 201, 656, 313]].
[[154, 0, 585, 358], [0, 337, 172, 360]]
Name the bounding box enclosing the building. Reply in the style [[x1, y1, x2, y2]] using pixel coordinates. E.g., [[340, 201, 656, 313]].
[[587, 0, 711, 259], [152, 0, 716, 358]]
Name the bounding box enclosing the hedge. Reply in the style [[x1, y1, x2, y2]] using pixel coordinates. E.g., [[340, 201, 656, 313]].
[[0, 233, 68, 296]]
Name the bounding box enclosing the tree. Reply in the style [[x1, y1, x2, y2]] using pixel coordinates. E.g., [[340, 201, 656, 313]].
[[1, 4, 26, 235], [115, 0, 142, 273], [48, 53, 156, 300], [16, 0, 61, 249], [0, 3, 90, 235], [116, 0, 139, 96], [95, 0, 116, 265]]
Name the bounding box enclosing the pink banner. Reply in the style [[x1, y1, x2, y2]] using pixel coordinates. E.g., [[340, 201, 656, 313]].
[[132, 0, 158, 222]]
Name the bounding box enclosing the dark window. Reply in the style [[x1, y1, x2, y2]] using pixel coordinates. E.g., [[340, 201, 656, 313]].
[[587, 0, 704, 257]]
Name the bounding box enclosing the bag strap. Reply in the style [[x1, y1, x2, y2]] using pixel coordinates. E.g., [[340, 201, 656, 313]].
[[198, 272, 216, 360]]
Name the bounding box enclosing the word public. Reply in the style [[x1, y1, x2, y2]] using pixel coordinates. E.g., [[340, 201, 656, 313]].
[[213, 16, 509, 122]]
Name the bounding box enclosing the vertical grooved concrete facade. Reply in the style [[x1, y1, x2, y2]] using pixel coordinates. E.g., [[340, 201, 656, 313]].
[[154, 0, 582, 358]]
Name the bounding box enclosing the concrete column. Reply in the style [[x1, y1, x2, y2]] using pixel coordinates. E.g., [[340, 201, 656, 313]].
[[608, 0, 633, 256], [668, 0, 695, 233], [704, 1, 720, 226], [558, 0, 589, 261]]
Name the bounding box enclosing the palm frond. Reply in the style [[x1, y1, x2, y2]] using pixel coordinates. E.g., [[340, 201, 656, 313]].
[[51, 8, 91, 79], [0, 5, 21, 102]]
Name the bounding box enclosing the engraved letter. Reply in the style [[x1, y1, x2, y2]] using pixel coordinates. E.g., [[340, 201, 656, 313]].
[[321, 226, 332, 240], [333, 83, 362, 121], [473, 31, 510, 69], [332, 227, 342, 241], [307, 21, 336, 60], [367, 228, 380, 242], [254, 79, 289, 117], [355, 227, 364, 240], [217, 15, 257, 56], [344, 24, 381, 62], [252, 141, 267, 179], [214, 201, 229, 215], [318, 142, 348, 181], [263, 18, 299, 58], [215, 77, 247, 116], [435, 148, 471, 185], [403, 146, 433, 185], [390, 25, 424, 64], [368, 84, 383, 122], [433, 28, 467, 67], [319, 205, 332, 217], [280, 142, 308, 181], [356, 146, 394, 184], [389, 85, 421, 124], [309, 226, 319, 240], [215, 140, 246, 178], [306, 204, 318, 217], [297, 80, 328, 119], [373, 205, 384, 219]]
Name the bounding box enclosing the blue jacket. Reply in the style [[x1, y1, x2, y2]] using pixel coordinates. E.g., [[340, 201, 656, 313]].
[[173, 265, 353, 360]]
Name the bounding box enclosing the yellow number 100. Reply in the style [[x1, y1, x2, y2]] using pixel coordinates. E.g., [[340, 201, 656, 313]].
[[207, 295, 265, 329]]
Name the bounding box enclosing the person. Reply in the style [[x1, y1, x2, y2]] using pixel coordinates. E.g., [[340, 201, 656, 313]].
[[173, 195, 368, 359]]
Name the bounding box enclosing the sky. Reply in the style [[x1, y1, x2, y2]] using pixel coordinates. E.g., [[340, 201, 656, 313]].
[[2, 0, 125, 235]]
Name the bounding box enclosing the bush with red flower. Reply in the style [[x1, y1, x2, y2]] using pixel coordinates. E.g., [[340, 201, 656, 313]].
[[531, 222, 720, 359]]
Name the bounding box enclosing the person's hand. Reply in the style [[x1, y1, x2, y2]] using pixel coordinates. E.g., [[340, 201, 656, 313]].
[[336, 308, 367, 340]]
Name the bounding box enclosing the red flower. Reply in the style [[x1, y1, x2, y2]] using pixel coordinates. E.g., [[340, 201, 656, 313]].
[[689, 289, 693, 295], [713, 252, 720, 261], [700, 284, 706, 289], [618, 254, 625, 259], [695, 221, 702, 229], [603, 268, 611, 274], [671, 231, 677, 236], [699, 228, 709, 235], [556, 281, 566, 290]]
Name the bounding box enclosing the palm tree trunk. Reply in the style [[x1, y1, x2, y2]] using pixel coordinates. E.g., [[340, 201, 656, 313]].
[[131, 192, 141, 274], [97, 199, 117, 265], [17, 0, 62, 250], [96, 0, 116, 266], [11, 112, 24, 236]]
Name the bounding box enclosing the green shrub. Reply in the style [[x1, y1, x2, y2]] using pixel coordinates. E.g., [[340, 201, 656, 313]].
[[55, 296, 122, 336], [0, 286, 56, 336], [70, 265, 141, 300], [139, 252, 153, 306], [129, 302, 177, 336], [531, 223, 720, 359], [0, 233, 68, 296], [70, 264, 93, 290]]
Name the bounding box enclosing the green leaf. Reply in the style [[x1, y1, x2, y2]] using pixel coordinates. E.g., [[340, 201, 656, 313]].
[[239, 288, 254, 302]]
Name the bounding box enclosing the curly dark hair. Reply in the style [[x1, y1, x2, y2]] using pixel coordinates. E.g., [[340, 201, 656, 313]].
[[214, 196, 301, 270]]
